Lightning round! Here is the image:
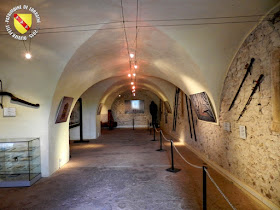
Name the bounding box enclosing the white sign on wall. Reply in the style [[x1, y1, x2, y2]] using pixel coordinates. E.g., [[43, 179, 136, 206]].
[[3, 107, 16, 117], [239, 125, 246, 139], [223, 122, 231, 132]]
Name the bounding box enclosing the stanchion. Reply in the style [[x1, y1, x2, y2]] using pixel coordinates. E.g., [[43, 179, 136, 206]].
[[156, 131, 165, 151], [166, 141, 181, 173], [151, 126, 157, 141], [133, 118, 134, 130], [149, 123, 152, 135], [203, 166, 207, 210], [147, 120, 149, 131]]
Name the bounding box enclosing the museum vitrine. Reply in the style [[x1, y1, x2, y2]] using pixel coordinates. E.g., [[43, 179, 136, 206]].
[[0, 138, 41, 187]]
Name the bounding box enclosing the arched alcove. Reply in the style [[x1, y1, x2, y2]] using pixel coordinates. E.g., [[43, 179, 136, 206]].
[[69, 76, 175, 140]]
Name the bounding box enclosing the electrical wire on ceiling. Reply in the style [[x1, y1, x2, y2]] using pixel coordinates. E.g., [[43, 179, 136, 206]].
[[132, 0, 139, 96], [0, 14, 273, 32], [120, 0, 130, 58], [0, 14, 274, 35], [128, 14, 273, 23], [120, 0, 134, 89], [135, 0, 139, 60]]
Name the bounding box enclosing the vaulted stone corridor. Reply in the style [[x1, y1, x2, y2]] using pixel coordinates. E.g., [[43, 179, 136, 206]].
[[1, 0, 280, 209], [0, 129, 266, 209]]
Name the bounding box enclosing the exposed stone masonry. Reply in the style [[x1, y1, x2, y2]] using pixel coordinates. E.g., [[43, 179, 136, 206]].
[[161, 16, 280, 207], [111, 90, 160, 128]]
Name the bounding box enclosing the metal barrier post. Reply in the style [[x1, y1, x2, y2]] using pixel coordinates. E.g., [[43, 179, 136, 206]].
[[166, 140, 181, 173], [133, 118, 134, 130], [151, 125, 156, 141], [156, 131, 165, 151], [203, 166, 207, 210], [160, 131, 162, 150]]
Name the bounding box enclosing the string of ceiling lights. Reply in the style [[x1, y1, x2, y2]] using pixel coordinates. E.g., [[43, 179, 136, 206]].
[[120, 0, 139, 97]]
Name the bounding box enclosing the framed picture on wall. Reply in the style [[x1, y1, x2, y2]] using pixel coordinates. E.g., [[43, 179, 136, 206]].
[[190, 92, 216, 122], [164, 101, 172, 113], [55, 96, 74, 123], [125, 100, 144, 114]]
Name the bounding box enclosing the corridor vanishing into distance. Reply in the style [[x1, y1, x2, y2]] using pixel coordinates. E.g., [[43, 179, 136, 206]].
[[0, 129, 267, 209]]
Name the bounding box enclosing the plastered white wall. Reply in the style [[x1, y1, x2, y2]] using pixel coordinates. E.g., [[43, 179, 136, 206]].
[[68, 79, 118, 140]]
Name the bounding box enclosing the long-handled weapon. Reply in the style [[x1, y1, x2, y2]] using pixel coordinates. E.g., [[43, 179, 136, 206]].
[[237, 74, 264, 121], [229, 58, 255, 111], [174, 88, 180, 130], [189, 98, 197, 141], [185, 94, 193, 139], [172, 88, 180, 131], [0, 80, 3, 109]]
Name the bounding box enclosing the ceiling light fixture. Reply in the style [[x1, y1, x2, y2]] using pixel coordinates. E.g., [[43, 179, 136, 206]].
[[133, 73, 136, 77], [128, 73, 131, 77], [129, 53, 134, 58], [25, 52, 32, 59]]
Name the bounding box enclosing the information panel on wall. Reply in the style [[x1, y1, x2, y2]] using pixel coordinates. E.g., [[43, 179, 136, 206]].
[[125, 100, 144, 114]]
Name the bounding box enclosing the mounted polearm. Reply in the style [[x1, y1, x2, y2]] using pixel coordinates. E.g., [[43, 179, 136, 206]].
[[0, 80, 3, 109], [229, 58, 255, 111], [174, 88, 180, 130], [173, 88, 180, 131], [189, 98, 197, 141], [0, 91, 40, 107], [238, 74, 264, 121], [185, 94, 193, 139]]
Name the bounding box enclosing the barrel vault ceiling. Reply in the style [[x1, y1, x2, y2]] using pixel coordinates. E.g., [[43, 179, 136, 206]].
[[0, 0, 279, 118]]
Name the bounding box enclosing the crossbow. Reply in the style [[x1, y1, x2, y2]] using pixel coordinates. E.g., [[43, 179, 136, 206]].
[[0, 91, 39, 108]]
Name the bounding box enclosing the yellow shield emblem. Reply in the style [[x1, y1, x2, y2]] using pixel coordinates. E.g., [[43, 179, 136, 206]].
[[14, 14, 32, 34]]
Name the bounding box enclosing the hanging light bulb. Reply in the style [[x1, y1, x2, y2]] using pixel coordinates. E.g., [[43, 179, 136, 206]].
[[132, 86, 135, 89], [133, 93, 136, 96], [133, 73, 136, 77], [25, 52, 32, 59], [134, 64, 138, 69], [131, 82, 134, 85], [128, 73, 131, 77], [129, 53, 134, 58], [132, 90, 135, 93]]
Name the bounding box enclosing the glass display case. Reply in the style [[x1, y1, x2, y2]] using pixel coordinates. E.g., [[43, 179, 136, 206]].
[[0, 138, 41, 187]]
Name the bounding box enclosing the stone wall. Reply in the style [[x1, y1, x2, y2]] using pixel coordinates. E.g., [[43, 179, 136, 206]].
[[161, 17, 280, 208], [111, 90, 160, 128]]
